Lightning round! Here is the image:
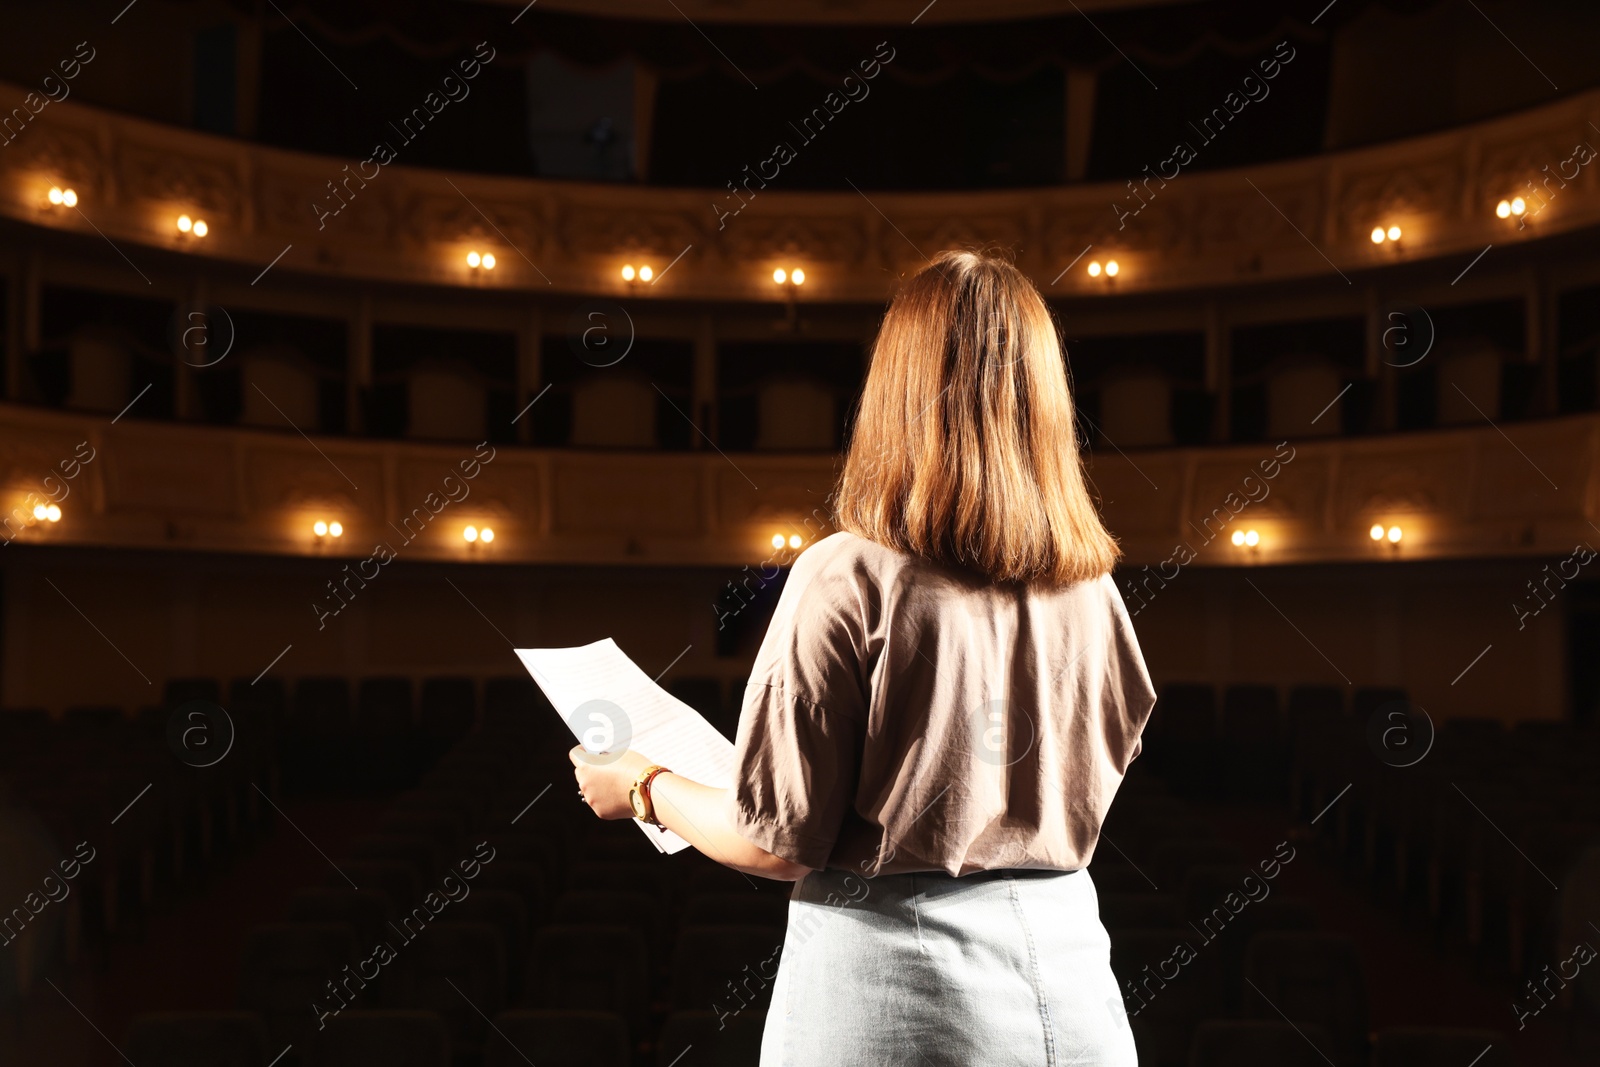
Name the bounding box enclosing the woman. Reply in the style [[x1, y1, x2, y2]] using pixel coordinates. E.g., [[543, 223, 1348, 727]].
[[572, 249, 1156, 1067]]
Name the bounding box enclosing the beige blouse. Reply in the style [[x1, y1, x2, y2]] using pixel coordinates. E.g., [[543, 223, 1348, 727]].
[[725, 530, 1156, 877]]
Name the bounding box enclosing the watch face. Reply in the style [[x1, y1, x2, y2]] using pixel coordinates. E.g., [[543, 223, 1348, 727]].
[[629, 786, 646, 819]]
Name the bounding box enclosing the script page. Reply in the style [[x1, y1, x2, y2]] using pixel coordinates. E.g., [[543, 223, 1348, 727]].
[[516, 639, 737, 854]]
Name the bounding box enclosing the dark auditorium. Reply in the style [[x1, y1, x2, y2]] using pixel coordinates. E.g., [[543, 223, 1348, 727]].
[[2, 1, 1599, 1065]]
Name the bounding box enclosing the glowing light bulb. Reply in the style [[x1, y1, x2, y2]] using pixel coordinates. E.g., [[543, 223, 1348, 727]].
[[773, 268, 787, 284], [1087, 261, 1102, 277], [1369, 524, 1385, 541], [314, 520, 328, 537], [1244, 529, 1260, 547], [1387, 225, 1401, 242], [638, 265, 652, 282], [1511, 197, 1526, 216], [464, 525, 479, 543], [789, 534, 802, 548], [1387, 525, 1402, 544], [1231, 530, 1245, 546], [62, 189, 76, 207], [45, 504, 61, 522], [48, 187, 63, 205], [193, 220, 208, 237], [1370, 227, 1385, 244], [791, 268, 805, 285], [329, 521, 343, 538], [1496, 200, 1512, 219], [33, 504, 48, 521], [771, 533, 785, 549], [467, 251, 481, 268], [177, 215, 193, 233], [1105, 260, 1120, 277], [621, 264, 635, 281], [482, 253, 496, 270], [480, 527, 494, 544]]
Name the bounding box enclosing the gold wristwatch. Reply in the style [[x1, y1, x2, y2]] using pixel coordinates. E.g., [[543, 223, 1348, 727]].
[[629, 765, 670, 828]]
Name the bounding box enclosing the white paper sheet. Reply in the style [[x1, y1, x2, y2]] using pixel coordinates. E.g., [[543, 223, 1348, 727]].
[[516, 639, 736, 855]]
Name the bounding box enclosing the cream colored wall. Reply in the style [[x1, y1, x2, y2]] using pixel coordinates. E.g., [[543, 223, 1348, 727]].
[[0, 547, 1571, 723]]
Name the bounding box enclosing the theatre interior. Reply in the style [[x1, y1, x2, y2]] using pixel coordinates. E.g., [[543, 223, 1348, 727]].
[[2, 0, 1600, 1064]]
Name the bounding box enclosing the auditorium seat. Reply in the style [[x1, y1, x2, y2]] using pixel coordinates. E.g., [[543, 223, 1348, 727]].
[[418, 677, 477, 761], [288, 678, 352, 792], [473, 860, 550, 925], [287, 888, 392, 951], [303, 1009, 450, 1067], [449, 891, 529, 990], [1188, 1019, 1339, 1067], [336, 860, 422, 913], [124, 1010, 269, 1067], [683, 892, 791, 929], [237, 923, 360, 1052], [1242, 932, 1367, 1066], [1108, 928, 1225, 1067], [670, 924, 785, 1009], [1370, 1026, 1510, 1067], [484, 1009, 631, 1067], [526, 925, 650, 1030], [350, 834, 445, 886], [356, 677, 417, 790], [1220, 685, 1284, 798], [553, 890, 661, 954], [1149, 839, 1243, 891], [658, 1008, 767, 1066], [1150, 684, 1217, 793], [1100, 892, 1183, 933], [484, 676, 542, 736], [389, 921, 506, 1052]]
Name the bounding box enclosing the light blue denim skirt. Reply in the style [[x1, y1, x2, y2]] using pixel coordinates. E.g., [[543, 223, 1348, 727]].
[[760, 866, 1137, 1067]]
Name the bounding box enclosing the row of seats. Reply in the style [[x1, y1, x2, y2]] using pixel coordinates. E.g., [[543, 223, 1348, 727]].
[[1089, 776, 1513, 1066], [218, 678, 791, 1065], [1289, 704, 1600, 984]]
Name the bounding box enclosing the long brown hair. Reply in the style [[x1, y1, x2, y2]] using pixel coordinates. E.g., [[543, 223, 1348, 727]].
[[834, 250, 1119, 585]]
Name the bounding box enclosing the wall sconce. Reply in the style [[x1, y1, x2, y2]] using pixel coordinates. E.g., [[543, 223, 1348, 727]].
[[177, 214, 209, 238], [772, 267, 805, 286], [467, 250, 497, 270], [1370, 523, 1402, 550], [32, 503, 62, 524], [1370, 224, 1401, 245], [621, 264, 652, 283], [47, 186, 78, 208], [1495, 198, 1528, 220], [464, 525, 495, 545], [1230, 528, 1260, 555], [1086, 260, 1120, 280], [313, 519, 344, 540]]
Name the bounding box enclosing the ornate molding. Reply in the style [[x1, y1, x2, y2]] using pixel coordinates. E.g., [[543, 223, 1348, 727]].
[[1, 85, 1597, 302], [4, 403, 1597, 569]]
